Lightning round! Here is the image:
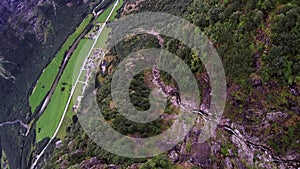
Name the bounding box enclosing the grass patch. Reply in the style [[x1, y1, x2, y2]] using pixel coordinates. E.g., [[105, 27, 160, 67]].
[[36, 39, 93, 142], [94, 0, 124, 23], [95, 26, 111, 49], [94, 4, 114, 23], [56, 81, 85, 139], [109, 0, 124, 21], [74, 82, 85, 102], [94, 0, 123, 50], [79, 70, 87, 82], [29, 14, 93, 112]]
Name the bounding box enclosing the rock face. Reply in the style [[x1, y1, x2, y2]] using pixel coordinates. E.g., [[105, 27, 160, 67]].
[[0, 0, 89, 43], [168, 151, 179, 163], [265, 112, 288, 123], [189, 142, 211, 167], [0, 0, 51, 41], [231, 135, 254, 166], [79, 157, 119, 169], [80, 157, 100, 169]]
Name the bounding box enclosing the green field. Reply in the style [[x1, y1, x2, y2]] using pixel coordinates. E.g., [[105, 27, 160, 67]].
[[79, 70, 87, 81], [94, 3, 114, 23], [109, 0, 124, 21], [36, 39, 93, 142], [55, 0, 124, 140], [29, 14, 92, 112], [95, 26, 111, 49], [94, 0, 123, 49], [35, 0, 124, 142], [55, 27, 113, 140], [56, 82, 84, 139], [30, 1, 121, 113]]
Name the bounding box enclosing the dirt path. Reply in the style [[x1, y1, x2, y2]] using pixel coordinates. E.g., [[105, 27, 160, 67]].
[[0, 119, 29, 137]]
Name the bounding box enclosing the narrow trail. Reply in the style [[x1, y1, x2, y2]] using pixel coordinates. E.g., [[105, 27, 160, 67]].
[[0, 119, 29, 131], [0, 119, 30, 138]]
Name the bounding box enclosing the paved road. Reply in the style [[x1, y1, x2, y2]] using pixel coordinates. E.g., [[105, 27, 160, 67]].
[[30, 0, 119, 168]]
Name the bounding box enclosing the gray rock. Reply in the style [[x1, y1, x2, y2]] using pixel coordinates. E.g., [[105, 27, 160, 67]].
[[225, 157, 233, 169], [189, 142, 211, 167], [168, 151, 180, 163], [232, 135, 254, 167], [265, 112, 288, 123], [127, 163, 140, 169]]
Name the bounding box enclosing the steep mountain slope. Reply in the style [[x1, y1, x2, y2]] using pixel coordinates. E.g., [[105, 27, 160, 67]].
[[31, 0, 300, 168], [0, 0, 102, 168]]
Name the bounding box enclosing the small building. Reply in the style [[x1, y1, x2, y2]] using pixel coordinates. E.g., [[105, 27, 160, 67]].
[[100, 59, 107, 75], [55, 140, 63, 149]]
